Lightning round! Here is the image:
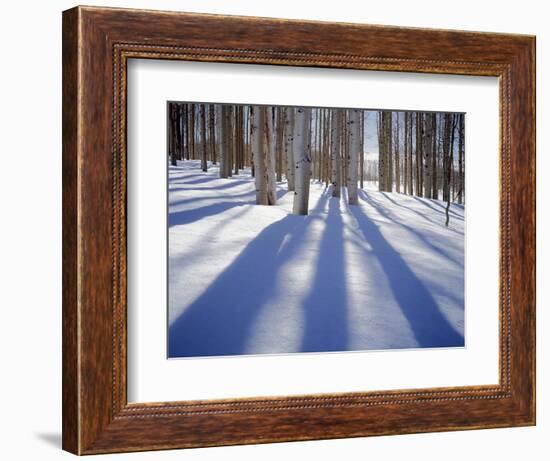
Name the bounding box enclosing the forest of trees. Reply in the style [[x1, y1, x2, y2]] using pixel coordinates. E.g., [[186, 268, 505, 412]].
[[168, 102, 465, 223]]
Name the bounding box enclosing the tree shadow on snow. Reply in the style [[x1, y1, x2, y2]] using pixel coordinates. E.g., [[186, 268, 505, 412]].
[[168, 171, 205, 181], [351, 192, 464, 348], [168, 192, 331, 358], [299, 196, 348, 353], [379, 192, 462, 232], [359, 190, 462, 267], [169, 190, 255, 208], [173, 175, 223, 185], [169, 188, 287, 228], [169, 201, 249, 228], [169, 178, 252, 190], [411, 196, 464, 220]]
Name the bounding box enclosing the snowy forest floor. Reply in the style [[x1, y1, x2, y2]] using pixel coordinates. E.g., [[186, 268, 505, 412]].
[[168, 160, 465, 358]]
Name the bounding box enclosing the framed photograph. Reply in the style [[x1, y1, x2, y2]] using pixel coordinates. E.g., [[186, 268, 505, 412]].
[[62, 5, 535, 455]]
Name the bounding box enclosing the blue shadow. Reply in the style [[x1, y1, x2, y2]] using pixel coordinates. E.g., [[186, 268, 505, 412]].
[[351, 193, 464, 348], [168, 192, 331, 358], [299, 196, 348, 352], [360, 191, 462, 267], [169, 202, 247, 228], [411, 196, 464, 220]]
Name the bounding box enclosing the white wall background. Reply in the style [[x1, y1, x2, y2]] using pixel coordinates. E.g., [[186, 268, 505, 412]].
[[0, 1, 545, 459]]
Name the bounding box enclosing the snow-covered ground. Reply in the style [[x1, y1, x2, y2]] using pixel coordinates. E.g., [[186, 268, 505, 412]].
[[168, 160, 464, 358]]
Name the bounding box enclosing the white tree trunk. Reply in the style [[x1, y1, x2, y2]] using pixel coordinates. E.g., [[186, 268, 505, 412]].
[[292, 107, 311, 215], [251, 106, 268, 204], [219, 105, 229, 178], [200, 104, 208, 172], [264, 107, 278, 205], [214, 105, 222, 167], [285, 107, 295, 191], [347, 109, 360, 205], [330, 109, 341, 197], [423, 113, 433, 199]]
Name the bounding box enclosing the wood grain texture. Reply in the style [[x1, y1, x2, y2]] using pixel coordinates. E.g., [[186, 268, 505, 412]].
[[62, 5, 536, 455], [62, 6, 80, 454]]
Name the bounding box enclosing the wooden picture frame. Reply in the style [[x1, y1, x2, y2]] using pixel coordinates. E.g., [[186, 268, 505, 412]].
[[62, 5, 536, 455]]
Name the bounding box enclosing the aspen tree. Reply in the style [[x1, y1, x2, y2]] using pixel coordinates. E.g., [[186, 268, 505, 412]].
[[342, 110, 348, 189], [415, 112, 424, 196], [318, 109, 324, 182], [445, 114, 457, 226], [219, 105, 230, 178], [331, 109, 342, 197], [276, 108, 284, 182], [251, 106, 268, 204], [292, 107, 312, 215], [208, 104, 216, 164], [407, 112, 413, 195], [360, 111, 365, 189], [431, 113, 437, 198], [182, 104, 189, 160], [231, 105, 238, 175], [188, 104, 196, 160], [285, 107, 295, 191], [423, 113, 433, 198], [395, 112, 400, 193], [442, 113, 452, 203], [176, 104, 184, 163], [199, 104, 207, 172], [385, 112, 393, 191], [378, 111, 384, 191], [323, 109, 331, 187], [264, 107, 278, 205], [404, 112, 409, 194], [214, 105, 222, 169], [168, 103, 177, 166], [378, 111, 393, 192], [348, 109, 360, 205], [458, 113, 465, 204]]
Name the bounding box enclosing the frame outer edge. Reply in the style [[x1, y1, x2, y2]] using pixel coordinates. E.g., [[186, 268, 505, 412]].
[[507, 36, 536, 424], [528, 36, 536, 425], [531, 36, 537, 425], [62, 6, 81, 455]]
